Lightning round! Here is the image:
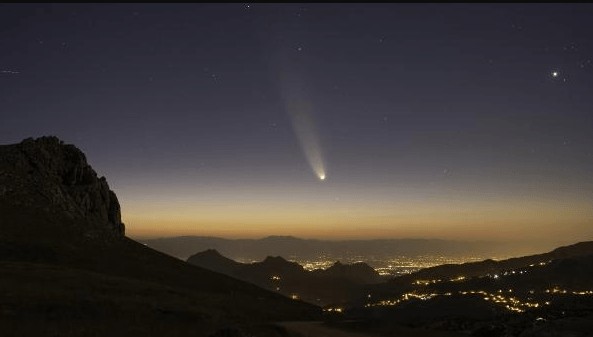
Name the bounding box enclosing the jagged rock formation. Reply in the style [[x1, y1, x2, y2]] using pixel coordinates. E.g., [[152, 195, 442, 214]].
[[0, 136, 125, 239]]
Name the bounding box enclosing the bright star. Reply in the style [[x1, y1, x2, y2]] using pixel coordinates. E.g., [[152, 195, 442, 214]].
[[551, 71, 559, 78]]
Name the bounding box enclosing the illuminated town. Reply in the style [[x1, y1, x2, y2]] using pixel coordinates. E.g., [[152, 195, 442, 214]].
[[290, 254, 493, 276], [361, 288, 593, 313], [351, 260, 593, 315]]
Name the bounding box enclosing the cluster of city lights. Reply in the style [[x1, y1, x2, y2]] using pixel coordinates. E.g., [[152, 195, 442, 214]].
[[366, 288, 593, 313], [376, 255, 488, 277], [469, 290, 542, 313], [491, 260, 552, 279], [411, 276, 466, 285], [546, 287, 593, 295], [413, 279, 442, 285], [322, 257, 593, 315], [365, 291, 449, 307], [410, 260, 554, 286], [292, 255, 488, 276], [297, 260, 335, 271]]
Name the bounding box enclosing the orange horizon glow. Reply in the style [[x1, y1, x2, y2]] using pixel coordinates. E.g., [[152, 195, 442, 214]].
[[122, 194, 593, 245]]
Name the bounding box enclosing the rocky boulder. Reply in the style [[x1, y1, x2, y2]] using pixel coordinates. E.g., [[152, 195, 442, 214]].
[[0, 136, 125, 239]]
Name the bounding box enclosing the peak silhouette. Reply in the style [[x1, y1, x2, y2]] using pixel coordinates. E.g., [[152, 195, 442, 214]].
[[0, 136, 124, 240]]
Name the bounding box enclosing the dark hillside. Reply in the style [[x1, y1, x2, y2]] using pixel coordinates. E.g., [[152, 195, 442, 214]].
[[0, 137, 319, 337]]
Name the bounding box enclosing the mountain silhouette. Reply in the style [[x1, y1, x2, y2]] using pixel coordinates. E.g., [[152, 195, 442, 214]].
[[0, 136, 124, 242], [188, 249, 383, 305], [143, 235, 516, 261], [0, 137, 319, 337], [319, 261, 382, 284]]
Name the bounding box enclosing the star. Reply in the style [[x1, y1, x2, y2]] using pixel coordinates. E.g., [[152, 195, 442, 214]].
[[551, 71, 559, 78]]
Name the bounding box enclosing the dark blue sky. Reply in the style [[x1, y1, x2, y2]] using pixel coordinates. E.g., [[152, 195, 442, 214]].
[[1, 4, 592, 244]]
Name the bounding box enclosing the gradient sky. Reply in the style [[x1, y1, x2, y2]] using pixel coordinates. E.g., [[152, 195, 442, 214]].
[[1, 4, 593, 246]]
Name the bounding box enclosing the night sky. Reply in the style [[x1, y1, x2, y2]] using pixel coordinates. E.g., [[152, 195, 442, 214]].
[[1, 4, 593, 246]]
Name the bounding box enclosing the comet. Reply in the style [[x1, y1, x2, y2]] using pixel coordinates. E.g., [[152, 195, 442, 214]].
[[288, 106, 326, 181], [279, 70, 326, 181], [274, 46, 327, 181]]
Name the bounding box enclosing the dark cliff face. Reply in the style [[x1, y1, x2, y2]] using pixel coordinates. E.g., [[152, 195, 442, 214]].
[[0, 136, 125, 239]]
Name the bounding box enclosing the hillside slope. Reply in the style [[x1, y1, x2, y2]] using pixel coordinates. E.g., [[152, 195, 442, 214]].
[[0, 136, 319, 337]]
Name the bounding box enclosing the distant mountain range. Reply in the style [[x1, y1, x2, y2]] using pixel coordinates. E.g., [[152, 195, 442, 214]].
[[141, 235, 532, 262], [187, 249, 384, 305], [0, 137, 319, 337]]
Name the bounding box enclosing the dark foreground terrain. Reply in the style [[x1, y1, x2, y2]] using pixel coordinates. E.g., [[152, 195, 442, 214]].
[[0, 137, 319, 337]]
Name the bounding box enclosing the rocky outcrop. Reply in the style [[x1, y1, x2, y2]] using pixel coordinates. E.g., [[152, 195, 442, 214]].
[[0, 136, 125, 238]]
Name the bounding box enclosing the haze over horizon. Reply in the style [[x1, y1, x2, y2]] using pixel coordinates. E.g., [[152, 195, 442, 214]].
[[1, 4, 593, 248]]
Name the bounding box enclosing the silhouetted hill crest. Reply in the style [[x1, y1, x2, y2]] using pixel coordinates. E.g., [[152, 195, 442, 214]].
[[186, 249, 242, 275], [199, 248, 225, 258], [0, 136, 124, 240], [257, 256, 304, 275], [323, 261, 382, 284], [549, 241, 593, 257], [187, 250, 384, 305]]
